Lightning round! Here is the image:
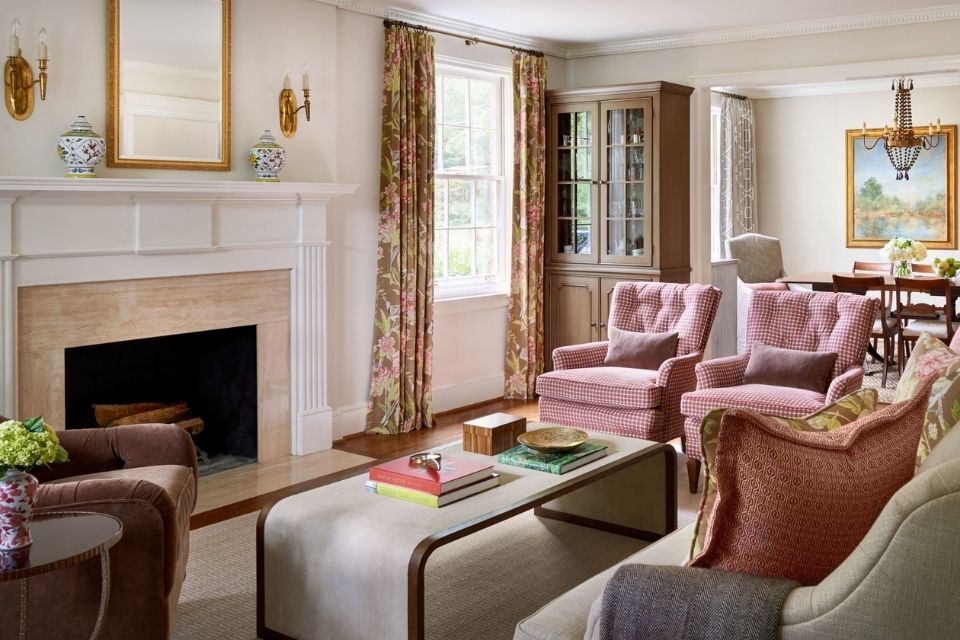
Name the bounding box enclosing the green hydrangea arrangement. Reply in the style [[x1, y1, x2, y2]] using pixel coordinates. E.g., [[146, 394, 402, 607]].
[[0, 417, 69, 473]]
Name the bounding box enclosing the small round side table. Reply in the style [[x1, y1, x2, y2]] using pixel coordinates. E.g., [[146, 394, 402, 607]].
[[0, 511, 123, 640]]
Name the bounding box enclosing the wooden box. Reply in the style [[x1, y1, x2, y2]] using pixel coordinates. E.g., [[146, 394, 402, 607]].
[[462, 413, 527, 456]]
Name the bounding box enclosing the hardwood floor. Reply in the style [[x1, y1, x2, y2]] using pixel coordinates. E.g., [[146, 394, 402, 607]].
[[191, 397, 539, 529]]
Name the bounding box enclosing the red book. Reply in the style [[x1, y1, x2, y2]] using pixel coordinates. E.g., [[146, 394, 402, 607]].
[[368, 455, 494, 496]]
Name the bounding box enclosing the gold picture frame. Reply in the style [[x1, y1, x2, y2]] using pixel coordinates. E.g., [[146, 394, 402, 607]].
[[106, 0, 231, 170], [846, 125, 956, 249]]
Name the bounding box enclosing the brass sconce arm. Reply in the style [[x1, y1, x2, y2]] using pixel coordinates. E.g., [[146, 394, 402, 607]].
[[278, 68, 310, 138], [4, 19, 50, 121]]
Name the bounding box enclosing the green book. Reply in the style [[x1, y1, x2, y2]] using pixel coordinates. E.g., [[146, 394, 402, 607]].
[[497, 442, 608, 474]]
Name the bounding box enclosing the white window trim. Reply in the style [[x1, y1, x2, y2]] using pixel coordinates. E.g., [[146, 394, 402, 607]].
[[709, 105, 722, 260], [433, 56, 513, 301]]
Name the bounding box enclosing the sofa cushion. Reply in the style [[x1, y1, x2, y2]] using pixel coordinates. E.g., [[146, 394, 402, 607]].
[[603, 327, 678, 370], [680, 384, 826, 421], [514, 524, 694, 640], [894, 331, 960, 465], [688, 386, 929, 585], [536, 367, 662, 409], [689, 388, 879, 560], [743, 342, 838, 393]]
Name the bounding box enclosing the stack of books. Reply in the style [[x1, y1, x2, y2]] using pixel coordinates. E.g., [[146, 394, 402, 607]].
[[497, 442, 608, 474], [365, 455, 499, 507]]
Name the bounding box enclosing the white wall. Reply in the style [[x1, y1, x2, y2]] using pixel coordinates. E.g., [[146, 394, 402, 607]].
[[561, 18, 960, 284], [0, 0, 338, 181], [0, 0, 569, 440], [754, 85, 960, 274]]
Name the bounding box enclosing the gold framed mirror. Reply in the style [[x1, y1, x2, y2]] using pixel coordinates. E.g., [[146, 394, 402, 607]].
[[107, 0, 231, 170]]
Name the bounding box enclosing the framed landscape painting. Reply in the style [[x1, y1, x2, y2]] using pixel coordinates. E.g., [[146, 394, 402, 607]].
[[845, 125, 956, 248]]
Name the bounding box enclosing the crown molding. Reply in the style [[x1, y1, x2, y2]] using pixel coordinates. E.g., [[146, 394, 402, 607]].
[[314, 1, 960, 60], [724, 72, 960, 99], [565, 5, 960, 58], [313, 0, 568, 57]]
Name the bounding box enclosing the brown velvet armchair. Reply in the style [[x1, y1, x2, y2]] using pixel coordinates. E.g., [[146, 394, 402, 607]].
[[0, 423, 197, 640]]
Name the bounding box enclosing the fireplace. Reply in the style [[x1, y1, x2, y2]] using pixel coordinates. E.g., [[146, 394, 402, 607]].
[[64, 326, 258, 474], [1, 178, 354, 458]]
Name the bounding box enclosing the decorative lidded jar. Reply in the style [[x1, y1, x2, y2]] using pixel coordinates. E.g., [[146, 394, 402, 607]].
[[56, 116, 106, 178], [248, 130, 286, 182]]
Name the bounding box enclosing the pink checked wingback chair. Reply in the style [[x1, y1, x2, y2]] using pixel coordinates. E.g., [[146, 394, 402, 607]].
[[536, 281, 722, 449], [680, 290, 878, 493]]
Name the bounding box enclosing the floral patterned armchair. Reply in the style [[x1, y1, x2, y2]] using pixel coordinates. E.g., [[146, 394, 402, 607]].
[[536, 281, 722, 451], [680, 290, 878, 492]]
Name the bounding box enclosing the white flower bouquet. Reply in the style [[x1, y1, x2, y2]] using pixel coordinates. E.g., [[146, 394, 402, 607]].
[[880, 238, 927, 277]]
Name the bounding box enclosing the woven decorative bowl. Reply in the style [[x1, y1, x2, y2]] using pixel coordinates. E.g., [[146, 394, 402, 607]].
[[517, 427, 588, 453]]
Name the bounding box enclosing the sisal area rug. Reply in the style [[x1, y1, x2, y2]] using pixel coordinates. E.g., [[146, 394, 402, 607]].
[[174, 452, 700, 640]]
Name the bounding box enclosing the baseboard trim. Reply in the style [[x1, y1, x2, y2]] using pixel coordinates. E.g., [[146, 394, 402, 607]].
[[432, 374, 505, 413]]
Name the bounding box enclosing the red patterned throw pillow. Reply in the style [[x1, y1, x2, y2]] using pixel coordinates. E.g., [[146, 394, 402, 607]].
[[689, 382, 932, 585]]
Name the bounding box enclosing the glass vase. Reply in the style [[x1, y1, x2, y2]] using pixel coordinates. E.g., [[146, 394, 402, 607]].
[[0, 469, 39, 550], [894, 261, 912, 278]]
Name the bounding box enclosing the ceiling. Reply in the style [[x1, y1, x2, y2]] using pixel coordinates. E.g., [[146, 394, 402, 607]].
[[345, 0, 960, 48]]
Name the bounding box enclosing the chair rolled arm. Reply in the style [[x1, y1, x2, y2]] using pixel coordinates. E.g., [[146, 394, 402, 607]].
[[657, 351, 703, 388], [695, 353, 751, 389], [34, 424, 197, 484], [552, 341, 609, 370], [825, 367, 865, 405]]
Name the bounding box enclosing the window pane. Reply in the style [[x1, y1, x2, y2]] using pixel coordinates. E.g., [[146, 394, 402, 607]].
[[448, 179, 473, 227], [435, 180, 448, 228], [476, 181, 494, 227], [442, 126, 467, 172], [471, 129, 492, 174], [476, 228, 495, 275], [442, 76, 468, 126], [470, 79, 494, 129], [434, 229, 447, 279], [448, 229, 475, 277]]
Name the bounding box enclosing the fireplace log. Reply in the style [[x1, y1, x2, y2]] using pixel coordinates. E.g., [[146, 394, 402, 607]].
[[93, 402, 167, 427], [106, 402, 191, 427], [175, 417, 205, 436]]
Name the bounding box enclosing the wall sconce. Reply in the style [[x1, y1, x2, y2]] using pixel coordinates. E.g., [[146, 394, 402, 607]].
[[279, 66, 310, 138], [5, 18, 49, 121]]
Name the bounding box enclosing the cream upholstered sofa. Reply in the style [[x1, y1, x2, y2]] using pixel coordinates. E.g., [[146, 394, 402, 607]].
[[514, 424, 960, 640]]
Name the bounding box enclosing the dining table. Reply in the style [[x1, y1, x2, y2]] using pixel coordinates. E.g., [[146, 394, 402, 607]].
[[777, 271, 960, 293], [778, 271, 959, 367]]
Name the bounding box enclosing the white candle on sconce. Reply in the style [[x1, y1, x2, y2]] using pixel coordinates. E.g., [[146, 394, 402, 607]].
[[861, 121, 866, 136], [37, 27, 47, 60], [302, 65, 310, 91], [937, 118, 942, 133], [283, 72, 291, 90], [9, 17, 21, 57]]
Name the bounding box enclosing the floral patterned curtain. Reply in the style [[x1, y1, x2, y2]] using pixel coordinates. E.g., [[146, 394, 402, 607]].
[[365, 25, 436, 434], [719, 94, 758, 256], [504, 52, 547, 399]]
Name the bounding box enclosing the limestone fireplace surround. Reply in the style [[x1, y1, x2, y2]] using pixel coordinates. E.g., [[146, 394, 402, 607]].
[[0, 177, 356, 461]]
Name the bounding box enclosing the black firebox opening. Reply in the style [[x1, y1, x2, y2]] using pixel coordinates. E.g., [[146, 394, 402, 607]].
[[64, 326, 258, 469]]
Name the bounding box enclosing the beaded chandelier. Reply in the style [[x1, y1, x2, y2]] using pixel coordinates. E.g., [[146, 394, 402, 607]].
[[861, 78, 941, 181]]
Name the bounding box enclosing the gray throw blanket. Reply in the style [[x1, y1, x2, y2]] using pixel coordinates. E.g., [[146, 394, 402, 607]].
[[597, 564, 798, 640]]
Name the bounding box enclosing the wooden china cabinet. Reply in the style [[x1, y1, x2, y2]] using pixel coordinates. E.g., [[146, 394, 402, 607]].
[[545, 81, 693, 366]]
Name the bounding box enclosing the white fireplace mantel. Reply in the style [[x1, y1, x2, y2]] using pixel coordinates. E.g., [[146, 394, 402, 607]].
[[0, 177, 357, 457]]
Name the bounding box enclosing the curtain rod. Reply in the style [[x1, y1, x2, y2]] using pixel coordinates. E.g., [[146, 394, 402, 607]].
[[713, 90, 748, 100], [383, 18, 544, 58]]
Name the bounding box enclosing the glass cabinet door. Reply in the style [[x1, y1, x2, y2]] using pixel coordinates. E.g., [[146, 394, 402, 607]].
[[550, 103, 598, 261], [600, 99, 652, 266]]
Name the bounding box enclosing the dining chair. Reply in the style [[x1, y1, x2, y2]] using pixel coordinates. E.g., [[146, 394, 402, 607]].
[[852, 261, 893, 274], [834, 274, 896, 387], [894, 276, 957, 374], [911, 262, 935, 273], [851, 261, 894, 307]]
